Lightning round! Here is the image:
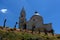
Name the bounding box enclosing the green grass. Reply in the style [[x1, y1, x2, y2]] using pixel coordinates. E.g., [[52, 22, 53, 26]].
[[0, 30, 60, 40]]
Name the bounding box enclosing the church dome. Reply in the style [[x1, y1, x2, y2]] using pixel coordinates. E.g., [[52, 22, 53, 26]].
[[29, 12, 43, 25]]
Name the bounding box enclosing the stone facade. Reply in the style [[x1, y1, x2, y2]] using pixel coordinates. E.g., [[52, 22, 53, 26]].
[[19, 8, 52, 31]]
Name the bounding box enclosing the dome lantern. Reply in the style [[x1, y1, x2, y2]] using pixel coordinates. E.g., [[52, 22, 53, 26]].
[[34, 12, 40, 15]]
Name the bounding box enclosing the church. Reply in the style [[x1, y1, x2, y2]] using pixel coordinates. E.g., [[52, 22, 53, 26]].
[[19, 7, 52, 32]]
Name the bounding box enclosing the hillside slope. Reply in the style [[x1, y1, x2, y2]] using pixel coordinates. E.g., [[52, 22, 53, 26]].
[[0, 29, 60, 40]]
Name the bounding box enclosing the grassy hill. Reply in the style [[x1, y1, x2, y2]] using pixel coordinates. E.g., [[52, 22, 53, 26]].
[[0, 27, 60, 40]]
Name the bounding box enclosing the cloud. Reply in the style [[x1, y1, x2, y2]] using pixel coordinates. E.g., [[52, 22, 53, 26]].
[[0, 9, 7, 13]]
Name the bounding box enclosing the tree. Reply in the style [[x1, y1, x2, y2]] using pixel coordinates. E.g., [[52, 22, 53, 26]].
[[32, 25, 35, 34], [3, 19, 7, 28], [38, 29, 40, 34], [23, 23, 26, 30], [51, 29, 54, 36], [14, 22, 18, 30], [44, 28, 47, 35], [38, 28, 41, 34]]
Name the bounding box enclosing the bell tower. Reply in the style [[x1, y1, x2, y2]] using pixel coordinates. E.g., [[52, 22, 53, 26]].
[[19, 7, 26, 29]]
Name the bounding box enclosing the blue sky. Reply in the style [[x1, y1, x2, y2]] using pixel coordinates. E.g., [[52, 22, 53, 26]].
[[0, 0, 60, 34]]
